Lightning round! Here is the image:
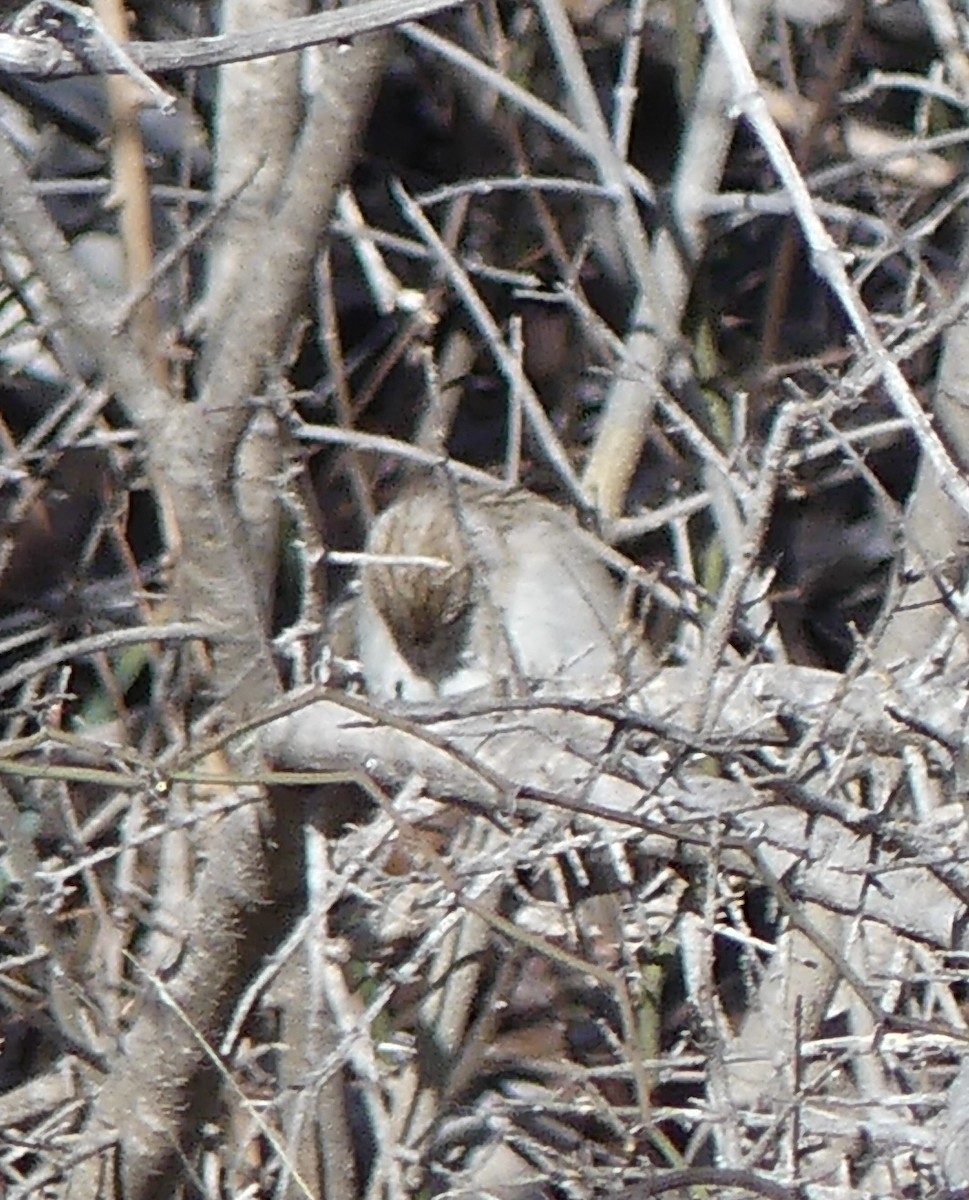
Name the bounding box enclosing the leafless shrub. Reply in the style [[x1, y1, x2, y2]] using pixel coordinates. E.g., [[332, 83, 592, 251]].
[[0, 0, 967, 1198]]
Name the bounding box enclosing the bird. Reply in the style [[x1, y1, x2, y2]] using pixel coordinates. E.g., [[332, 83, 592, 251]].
[[356, 477, 651, 701]]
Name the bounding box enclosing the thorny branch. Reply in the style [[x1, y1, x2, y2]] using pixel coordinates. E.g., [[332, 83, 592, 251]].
[[1, 0, 969, 1196]]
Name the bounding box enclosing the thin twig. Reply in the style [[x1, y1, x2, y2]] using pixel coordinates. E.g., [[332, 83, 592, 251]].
[[704, 0, 969, 524], [0, 0, 469, 76]]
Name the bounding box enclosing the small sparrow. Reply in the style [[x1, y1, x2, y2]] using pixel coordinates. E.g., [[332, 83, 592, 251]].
[[357, 479, 650, 701]]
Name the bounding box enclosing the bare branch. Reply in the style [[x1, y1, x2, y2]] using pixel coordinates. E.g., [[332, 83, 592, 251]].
[[0, 0, 466, 77]]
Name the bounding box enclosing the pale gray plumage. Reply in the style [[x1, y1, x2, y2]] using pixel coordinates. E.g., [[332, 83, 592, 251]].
[[357, 481, 651, 701]]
